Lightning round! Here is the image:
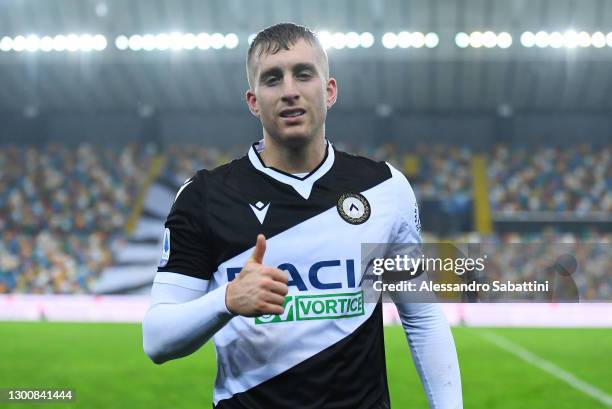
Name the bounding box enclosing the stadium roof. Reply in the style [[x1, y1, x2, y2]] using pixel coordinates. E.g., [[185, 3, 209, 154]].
[[1, 0, 612, 116]]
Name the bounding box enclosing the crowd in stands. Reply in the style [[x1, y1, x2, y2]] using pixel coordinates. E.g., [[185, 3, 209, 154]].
[[161, 144, 239, 186], [334, 142, 473, 204], [488, 144, 611, 214], [410, 144, 472, 203], [481, 229, 610, 301], [0, 143, 153, 293], [0, 230, 119, 294], [423, 229, 610, 301], [0, 141, 609, 295], [158, 142, 611, 219], [0, 143, 152, 233]]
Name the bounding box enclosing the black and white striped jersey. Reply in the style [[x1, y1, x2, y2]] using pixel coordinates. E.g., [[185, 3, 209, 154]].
[[157, 140, 421, 409]]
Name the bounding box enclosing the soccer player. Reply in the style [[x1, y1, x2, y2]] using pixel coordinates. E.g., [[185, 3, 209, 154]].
[[143, 23, 462, 409]]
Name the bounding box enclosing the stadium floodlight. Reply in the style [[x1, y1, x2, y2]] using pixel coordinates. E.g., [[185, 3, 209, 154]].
[[382, 32, 398, 49], [66, 34, 80, 52], [577, 31, 591, 47], [482, 31, 496, 48], [397, 31, 411, 48], [53, 35, 67, 51], [549, 32, 564, 48], [79, 34, 94, 52], [607, 32, 612, 47], [469, 31, 483, 48], [345, 32, 360, 49], [40, 36, 54, 52], [359, 32, 374, 48], [0, 36, 12, 52], [210, 33, 225, 49], [455, 32, 470, 48], [316, 31, 332, 49], [247, 33, 256, 45], [92, 34, 107, 51], [224, 33, 239, 49], [563, 30, 578, 48], [128, 34, 143, 51], [411, 32, 425, 48], [142, 34, 155, 51], [13, 35, 26, 52], [25, 35, 40, 52], [591, 32, 606, 48], [115, 35, 128, 50], [181, 33, 197, 50], [534, 31, 549, 48], [197, 33, 210, 50], [331, 32, 346, 49], [520, 31, 536, 47], [497, 32, 512, 48], [155, 33, 170, 51], [425, 32, 439, 48], [169, 32, 183, 51]]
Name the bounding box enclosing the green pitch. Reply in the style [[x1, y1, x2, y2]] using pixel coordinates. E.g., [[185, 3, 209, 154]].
[[0, 323, 610, 408]]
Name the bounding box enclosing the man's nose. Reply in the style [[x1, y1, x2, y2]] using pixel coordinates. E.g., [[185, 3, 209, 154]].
[[281, 77, 300, 102]]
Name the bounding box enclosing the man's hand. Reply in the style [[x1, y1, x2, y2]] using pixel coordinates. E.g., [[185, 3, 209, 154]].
[[225, 234, 289, 317]]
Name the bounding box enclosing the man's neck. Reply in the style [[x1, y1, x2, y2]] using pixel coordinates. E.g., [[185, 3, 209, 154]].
[[259, 136, 327, 174]]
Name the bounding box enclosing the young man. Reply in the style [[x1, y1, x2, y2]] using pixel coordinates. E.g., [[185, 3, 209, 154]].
[[143, 23, 462, 409]]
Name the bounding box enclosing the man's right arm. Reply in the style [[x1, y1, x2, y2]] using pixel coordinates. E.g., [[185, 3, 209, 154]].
[[142, 274, 234, 364], [143, 235, 288, 364]]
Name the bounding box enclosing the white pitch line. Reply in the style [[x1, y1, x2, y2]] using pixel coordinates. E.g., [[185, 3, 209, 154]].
[[480, 331, 612, 408]]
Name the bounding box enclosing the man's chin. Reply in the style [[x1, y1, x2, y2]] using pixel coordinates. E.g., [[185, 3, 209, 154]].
[[272, 131, 313, 149]]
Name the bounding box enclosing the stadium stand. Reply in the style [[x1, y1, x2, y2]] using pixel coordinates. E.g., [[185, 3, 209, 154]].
[[488, 144, 611, 214], [0, 143, 154, 293], [1, 142, 609, 297]]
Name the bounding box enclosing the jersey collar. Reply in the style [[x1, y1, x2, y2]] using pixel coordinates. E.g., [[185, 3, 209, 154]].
[[247, 139, 335, 200]]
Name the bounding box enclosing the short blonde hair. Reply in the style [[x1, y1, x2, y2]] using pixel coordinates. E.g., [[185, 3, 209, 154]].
[[246, 22, 329, 87]]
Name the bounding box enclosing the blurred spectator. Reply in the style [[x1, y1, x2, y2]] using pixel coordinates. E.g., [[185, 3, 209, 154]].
[[488, 144, 611, 214], [0, 143, 153, 293], [162, 144, 236, 185]]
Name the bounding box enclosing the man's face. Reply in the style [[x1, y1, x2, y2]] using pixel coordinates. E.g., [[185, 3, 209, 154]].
[[246, 39, 337, 148]]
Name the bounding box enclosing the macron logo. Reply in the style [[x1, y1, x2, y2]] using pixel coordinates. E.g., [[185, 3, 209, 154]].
[[249, 201, 270, 224]]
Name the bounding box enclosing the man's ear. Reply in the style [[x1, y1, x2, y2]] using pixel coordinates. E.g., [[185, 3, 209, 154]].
[[326, 77, 338, 109], [246, 90, 259, 117]]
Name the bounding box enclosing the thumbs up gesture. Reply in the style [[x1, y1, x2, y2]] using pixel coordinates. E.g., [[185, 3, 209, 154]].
[[225, 234, 289, 317]]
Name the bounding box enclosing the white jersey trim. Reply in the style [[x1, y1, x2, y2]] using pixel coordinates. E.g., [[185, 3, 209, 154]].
[[247, 140, 335, 200]]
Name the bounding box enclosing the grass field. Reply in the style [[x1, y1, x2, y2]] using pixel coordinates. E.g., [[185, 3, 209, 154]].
[[0, 323, 611, 408]]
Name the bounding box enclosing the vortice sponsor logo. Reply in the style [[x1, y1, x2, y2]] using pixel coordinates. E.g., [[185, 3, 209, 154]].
[[255, 291, 364, 324]]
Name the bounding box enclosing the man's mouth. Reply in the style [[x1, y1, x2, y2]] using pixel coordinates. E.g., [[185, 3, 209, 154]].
[[279, 108, 306, 118]]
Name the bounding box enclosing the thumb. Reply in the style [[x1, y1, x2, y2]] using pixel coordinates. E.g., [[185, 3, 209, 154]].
[[247, 234, 266, 265]]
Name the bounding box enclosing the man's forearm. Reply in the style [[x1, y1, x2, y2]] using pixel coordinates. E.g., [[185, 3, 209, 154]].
[[396, 302, 463, 409], [142, 283, 233, 364]]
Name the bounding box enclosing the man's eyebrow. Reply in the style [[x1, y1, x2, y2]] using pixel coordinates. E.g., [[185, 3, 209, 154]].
[[259, 67, 282, 81], [292, 63, 317, 73], [259, 63, 318, 81]]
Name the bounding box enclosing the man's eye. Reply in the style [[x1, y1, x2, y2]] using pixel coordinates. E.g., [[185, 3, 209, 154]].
[[297, 72, 312, 80], [265, 77, 279, 85]]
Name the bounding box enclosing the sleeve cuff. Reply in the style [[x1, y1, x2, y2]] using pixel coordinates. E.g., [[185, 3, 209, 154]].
[[211, 282, 236, 318]]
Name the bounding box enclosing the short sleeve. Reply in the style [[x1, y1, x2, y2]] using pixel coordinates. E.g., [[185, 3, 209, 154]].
[[157, 171, 215, 280]]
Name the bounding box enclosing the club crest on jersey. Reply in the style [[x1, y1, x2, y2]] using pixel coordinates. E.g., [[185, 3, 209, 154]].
[[337, 193, 370, 225], [159, 228, 170, 267]]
